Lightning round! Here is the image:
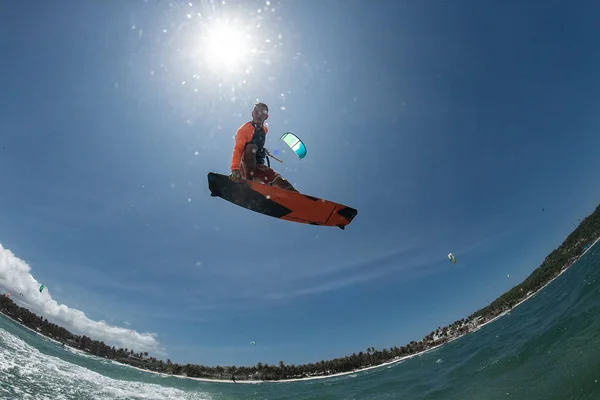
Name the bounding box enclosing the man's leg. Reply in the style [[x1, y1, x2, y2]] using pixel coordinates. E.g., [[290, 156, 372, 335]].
[[246, 149, 299, 192], [271, 176, 298, 192]]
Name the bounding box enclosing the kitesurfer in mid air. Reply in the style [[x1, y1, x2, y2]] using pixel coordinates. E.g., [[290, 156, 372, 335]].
[[229, 102, 298, 192]]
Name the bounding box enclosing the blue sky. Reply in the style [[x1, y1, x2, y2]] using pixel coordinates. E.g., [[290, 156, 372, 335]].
[[1, 0, 600, 367]]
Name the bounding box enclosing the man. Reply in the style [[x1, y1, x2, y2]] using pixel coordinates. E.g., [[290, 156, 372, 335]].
[[229, 102, 298, 192]]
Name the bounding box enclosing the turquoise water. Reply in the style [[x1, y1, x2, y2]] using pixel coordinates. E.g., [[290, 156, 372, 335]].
[[0, 245, 598, 399]]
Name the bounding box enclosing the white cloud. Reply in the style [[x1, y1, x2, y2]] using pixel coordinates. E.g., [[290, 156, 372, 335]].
[[0, 242, 165, 357]]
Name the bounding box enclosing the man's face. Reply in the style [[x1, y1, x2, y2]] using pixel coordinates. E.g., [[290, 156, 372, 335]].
[[252, 105, 269, 123]]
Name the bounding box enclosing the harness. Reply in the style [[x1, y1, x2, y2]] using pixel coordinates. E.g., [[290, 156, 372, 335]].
[[247, 121, 283, 168], [248, 122, 270, 167]]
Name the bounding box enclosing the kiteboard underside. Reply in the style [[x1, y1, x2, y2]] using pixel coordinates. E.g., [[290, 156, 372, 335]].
[[207, 172, 357, 229]]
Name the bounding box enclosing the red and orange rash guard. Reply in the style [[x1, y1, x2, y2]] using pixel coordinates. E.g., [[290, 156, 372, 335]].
[[230, 122, 269, 172]]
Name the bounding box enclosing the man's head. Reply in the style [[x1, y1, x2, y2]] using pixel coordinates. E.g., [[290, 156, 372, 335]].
[[252, 102, 269, 125]]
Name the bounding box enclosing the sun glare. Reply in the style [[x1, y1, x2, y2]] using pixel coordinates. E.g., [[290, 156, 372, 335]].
[[203, 22, 251, 72]]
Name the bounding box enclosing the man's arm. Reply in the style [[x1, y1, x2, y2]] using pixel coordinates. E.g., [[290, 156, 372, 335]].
[[230, 123, 252, 172]]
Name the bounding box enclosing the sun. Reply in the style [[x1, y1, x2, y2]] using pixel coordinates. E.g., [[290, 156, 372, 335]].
[[203, 22, 252, 72]]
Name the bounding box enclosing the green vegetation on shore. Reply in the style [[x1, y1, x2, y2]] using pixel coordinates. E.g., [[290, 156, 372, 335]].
[[2, 204, 599, 381]]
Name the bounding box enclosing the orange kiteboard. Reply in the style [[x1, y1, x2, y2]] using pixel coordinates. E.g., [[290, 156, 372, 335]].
[[207, 172, 357, 229]]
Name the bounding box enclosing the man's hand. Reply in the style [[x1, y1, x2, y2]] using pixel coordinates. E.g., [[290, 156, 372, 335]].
[[229, 169, 243, 183]]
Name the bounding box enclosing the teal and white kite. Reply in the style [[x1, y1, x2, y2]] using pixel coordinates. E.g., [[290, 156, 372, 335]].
[[280, 132, 307, 159]]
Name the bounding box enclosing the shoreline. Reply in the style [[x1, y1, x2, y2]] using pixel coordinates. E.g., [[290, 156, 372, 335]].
[[581, 236, 600, 258], [473, 235, 600, 329], [2, 235, 598, 385], [118, 339, 454, 385], [269, 234, 600, 384], [0, 309, 66, 348], [84, 235, 600, 385]]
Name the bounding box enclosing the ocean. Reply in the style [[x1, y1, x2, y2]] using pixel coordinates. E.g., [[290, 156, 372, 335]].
[[0, 244, 598, 400]]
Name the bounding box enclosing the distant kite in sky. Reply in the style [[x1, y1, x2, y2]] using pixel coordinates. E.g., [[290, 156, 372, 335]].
[[448, 253, 456, 264]]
